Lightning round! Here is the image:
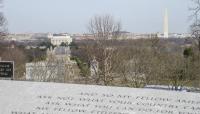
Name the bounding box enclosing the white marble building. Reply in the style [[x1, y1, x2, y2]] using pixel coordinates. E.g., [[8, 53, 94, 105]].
[[48, 33, 72, 46]]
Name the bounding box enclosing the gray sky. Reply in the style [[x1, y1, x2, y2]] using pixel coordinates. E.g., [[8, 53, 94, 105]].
[[4, 0, 192, 33]]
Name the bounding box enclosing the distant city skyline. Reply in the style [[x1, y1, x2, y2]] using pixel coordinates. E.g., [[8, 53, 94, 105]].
[[4, 0, 191, 33]]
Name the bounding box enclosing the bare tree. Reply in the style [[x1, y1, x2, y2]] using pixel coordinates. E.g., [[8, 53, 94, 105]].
[[88, 14, 121, 40], [191, 21, 200, 51], [0, 13, 7, 37], [83, 14, 122, 85], [190, 0, 200, 51], [0, 0, 7, 40]]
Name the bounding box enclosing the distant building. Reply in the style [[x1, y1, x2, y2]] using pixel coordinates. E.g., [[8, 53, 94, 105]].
[[157, 33, 192, 38], [48, 33, 72, 46], [6, 33, 50, 43], [7, 33, 34, 41], [118, 32, 158, 39]]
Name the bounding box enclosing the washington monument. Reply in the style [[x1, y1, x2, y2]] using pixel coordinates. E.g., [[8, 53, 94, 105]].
[[164, 8, 169, 38]]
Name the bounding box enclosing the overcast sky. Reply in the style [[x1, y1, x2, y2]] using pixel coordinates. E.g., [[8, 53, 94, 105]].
[[4, 0, 192, 34]]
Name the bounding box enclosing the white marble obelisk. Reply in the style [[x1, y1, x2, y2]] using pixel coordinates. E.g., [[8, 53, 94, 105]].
[[164, 8, 169, 38]]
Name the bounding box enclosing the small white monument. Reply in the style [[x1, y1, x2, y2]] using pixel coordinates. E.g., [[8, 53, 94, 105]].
[[90, 57, 99, 77]]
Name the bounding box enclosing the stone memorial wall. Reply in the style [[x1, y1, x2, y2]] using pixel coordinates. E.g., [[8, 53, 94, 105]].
[[0, 80, 199, 114], [0, 61, 14, 79]]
